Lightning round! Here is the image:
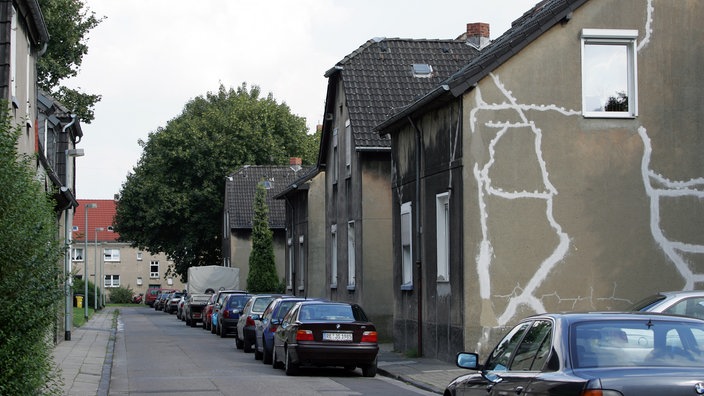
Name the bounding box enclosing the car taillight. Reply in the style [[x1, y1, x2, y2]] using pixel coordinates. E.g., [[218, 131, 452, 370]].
[[246, 316, 256, 327], [270, 325, 277, 332], [223, 310, 229, 318], [361, 331, 377, 343], [296, 330, 314, 341]]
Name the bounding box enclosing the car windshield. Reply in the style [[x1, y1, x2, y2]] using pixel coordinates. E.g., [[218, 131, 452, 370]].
[[571, 319, 704, 368], [299, 304, 356, 321]]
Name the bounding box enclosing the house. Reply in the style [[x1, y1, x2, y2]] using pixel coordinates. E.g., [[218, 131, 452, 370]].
[[377, 0, 704, 359], [72, 199, 184, 300], [315, 30, 484, 340], [223, 164, 310, 290]]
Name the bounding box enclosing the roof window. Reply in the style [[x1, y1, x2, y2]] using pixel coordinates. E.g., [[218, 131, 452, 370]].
[[412, 63, 433, 78]]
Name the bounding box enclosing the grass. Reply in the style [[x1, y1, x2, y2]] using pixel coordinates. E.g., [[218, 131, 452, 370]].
[[72, 306, 95, 328]]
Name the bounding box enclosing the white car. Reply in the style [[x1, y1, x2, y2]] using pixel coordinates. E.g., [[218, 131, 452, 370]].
[[630, 290, 704, 319]]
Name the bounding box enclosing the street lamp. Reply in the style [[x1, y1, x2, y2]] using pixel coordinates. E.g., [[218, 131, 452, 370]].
[[84, 203, 97, 319], [64, 148, 84, 341], [94, 227, 104, 310]]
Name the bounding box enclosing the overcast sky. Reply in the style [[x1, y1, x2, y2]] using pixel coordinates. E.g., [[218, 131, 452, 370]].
[[65, 0, 536, 199]]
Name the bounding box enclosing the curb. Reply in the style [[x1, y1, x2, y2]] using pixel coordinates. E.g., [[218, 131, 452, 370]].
[[377, 367, 444, 395], [97, 310, 117, 396]]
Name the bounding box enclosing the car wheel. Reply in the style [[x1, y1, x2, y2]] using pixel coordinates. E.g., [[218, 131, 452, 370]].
[[244, 337, 253, 353], [361, 358, 377, 378], [262, 337, 272, 364], [235, 336, 244, 350], [285, 348, 299, 376], [211, 322, 216, 334], [220, 326, 227, 338], [254, 343, 263, 360], [216, 324, 221, 335], [185, 318, 190, 326]]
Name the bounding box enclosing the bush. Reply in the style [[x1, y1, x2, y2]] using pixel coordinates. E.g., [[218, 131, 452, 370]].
[[0, 108, 63, 395], [72, 277, 103, 308], [108, 286, 135, 304]]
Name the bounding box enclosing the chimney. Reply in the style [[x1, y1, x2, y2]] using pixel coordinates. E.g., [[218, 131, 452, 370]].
[[289, 157, 302, 173], [466, 22, 490, 50]]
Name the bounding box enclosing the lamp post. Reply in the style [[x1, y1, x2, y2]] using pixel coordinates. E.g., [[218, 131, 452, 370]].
[[94, 227, 104, 310], [84, 203, 97, 319], [64, 148, 84, 341]]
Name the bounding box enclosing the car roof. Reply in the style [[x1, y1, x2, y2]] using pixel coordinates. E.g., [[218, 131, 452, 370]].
[[524, 311, 704, 324]]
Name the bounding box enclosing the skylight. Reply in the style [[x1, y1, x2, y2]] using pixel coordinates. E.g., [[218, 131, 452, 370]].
[[412, 63, 433, 77]]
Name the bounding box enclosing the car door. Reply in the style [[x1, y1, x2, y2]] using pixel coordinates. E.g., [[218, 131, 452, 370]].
[[488, 320, 553, 396]]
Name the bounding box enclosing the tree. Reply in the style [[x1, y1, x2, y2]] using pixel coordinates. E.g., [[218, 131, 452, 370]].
[[246, 181, 280, 292], [0, 107, 63, 395], [114, 83, 319, 281], [38, 0, 103, 123]]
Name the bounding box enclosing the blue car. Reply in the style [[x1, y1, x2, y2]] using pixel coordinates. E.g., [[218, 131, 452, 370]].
[[218, 293, 252, 338], [254, 296, 311, 363]]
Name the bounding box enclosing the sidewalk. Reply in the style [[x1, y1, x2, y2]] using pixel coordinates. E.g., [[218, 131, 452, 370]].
[[52, 308, 463, 395], [51, 308, 116, 396]]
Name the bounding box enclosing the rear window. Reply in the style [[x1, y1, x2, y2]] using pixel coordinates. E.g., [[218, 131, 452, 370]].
[[227, 295, 250, 309], [252, 297, 275, 312], [300, 304, 357, 321]]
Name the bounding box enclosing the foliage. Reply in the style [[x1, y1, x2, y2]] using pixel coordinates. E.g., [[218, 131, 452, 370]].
[[604, 91, 628, 112], [107, 286, 135, 304], [71, 277, 102, 309], [246, 182, 280, 292], [37, 0, 104, 123], [0, 108, 63, 395], [114, 83, 319, 281]]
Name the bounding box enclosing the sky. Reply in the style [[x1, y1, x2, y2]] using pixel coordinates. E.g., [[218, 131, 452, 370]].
[[65, 0, 537, 199]]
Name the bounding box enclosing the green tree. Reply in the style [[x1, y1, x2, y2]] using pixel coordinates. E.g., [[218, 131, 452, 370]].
[[246, 181, 280, 292], [0, 107, 63, 395], [114, 83, 319, 281], [38, 0, 103, 123]]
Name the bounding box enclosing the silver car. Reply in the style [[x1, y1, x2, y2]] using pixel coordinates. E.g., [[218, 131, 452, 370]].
[[630, 290, 704, 319]]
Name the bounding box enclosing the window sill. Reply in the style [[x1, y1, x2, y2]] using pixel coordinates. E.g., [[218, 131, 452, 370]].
[[400, 284, 414, 291], [582, 111, 636, 119], [346, 285, 356, 291], [330, 283, 337, 289]]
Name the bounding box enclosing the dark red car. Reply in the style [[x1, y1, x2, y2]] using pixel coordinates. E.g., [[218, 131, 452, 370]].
[[272, 301, 378, 377], [202, 293, 218, 331]]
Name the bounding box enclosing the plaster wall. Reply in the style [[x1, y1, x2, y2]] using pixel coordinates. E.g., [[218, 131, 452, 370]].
[[461, 0, 704, 355]]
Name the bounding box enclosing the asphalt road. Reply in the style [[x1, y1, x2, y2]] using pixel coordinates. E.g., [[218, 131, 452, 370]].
[[109, 306, 436, 396]]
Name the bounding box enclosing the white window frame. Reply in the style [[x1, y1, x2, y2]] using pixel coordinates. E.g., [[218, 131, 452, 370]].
[[149, 260, 159, 279], [298, 235, 305, 291], [345, 119, 352, 176], [347, 221, 356, 289], [104, 274, 120, 288], [103, 248, 120, 262], [72, 247, 84, 262], [330, 224, 338, 288], [436, 193, 450, 282], [581, 29, 638, 118], [401, 202, 413, 288], [137, 251, 143, 261]]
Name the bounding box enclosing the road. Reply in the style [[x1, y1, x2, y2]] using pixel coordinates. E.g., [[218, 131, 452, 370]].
[[109, 306, 436, 396]]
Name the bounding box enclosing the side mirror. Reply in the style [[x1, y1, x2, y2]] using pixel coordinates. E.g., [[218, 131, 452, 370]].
[[456, 352, 480, 370]]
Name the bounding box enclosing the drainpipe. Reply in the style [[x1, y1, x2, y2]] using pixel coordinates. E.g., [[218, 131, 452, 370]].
[[408, 116, 423, 357]]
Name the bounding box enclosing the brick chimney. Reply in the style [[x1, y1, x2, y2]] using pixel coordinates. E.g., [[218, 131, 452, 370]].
[[289, 157, 302, 172], [466, 22, 490, 50]]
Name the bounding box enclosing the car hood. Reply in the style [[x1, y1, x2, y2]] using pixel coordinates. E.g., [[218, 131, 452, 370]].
[[574, 367, 704, 396]]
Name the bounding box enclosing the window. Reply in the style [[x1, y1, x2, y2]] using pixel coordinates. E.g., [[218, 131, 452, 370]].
[[332, 127, 339, 183], [347, 221, 356, 289], [485, 322, 531, 371], [104, 248, 120, 262], [287, 238, 293, 290], [149, 261, 159, 279], [345, 120, 351, 176], [663, 298, 704, 320], [137, 251, 143, 261], [436, 193, 450, 282], [104, 275, 120, 288], [330, 224, 338, 288], [298, 235, 305, 290], [510, 321, 553, 371], [72, 247, 84, 262], [401, 202, 413, 288], [10, 6, 17, 103], [581, 29, 638, 118]]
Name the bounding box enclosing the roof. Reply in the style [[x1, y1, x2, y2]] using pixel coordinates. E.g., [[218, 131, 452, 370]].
[[72, 199, 120, 242], [376, 0, 589, 132], [225, 165, 312, 230], [273, 165, 320, 199], [323, 37, 479, 152]]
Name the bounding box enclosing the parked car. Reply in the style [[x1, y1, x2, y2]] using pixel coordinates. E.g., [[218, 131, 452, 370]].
[[148, 288, 175, 308], [272, 300, 378, 377], [254, 296, 310, 363], [445, 312, 704, 396], [235, 294, 281, 351], [211, 289, 248, 335], [203, 293, 218, 331], [184, 293, 212, 327], [177, 295, 187, 320], [154, 292, 171, 311], [630, 290, 704, 319], [217, 293, 252, 338], [165, 292, 185, 314]]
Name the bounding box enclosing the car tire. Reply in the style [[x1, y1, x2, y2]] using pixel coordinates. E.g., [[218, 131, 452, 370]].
[[254, 344, 263, 360], [235, 336, 244, 350], [185, 318, 190, 326], [361, 359, 377, 378], [220, 326, 227, 338], [285, 348, 299, 376], [272, 346, 283, 369], [244, 337, 253, 353], [211, 323, 216, 334]]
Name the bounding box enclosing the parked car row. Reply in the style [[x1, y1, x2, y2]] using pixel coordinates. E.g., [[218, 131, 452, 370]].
[[168, 292, 380, 377]]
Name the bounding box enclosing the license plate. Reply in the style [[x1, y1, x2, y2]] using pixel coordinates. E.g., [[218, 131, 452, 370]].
[[323, 332, 353, 341]]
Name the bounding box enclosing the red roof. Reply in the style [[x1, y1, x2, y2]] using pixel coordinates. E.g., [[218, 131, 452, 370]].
[[72, 199, 120, 242]]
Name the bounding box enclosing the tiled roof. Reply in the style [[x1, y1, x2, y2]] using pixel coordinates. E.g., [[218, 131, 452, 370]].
[[72, 199, 119, 242], [225, 165, 312, 229], [327, 38, 479, 149], [376, 0, 589, 131]]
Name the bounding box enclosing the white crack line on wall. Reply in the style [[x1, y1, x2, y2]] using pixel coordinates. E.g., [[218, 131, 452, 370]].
[[638, 126, 704, 290], [472, 74, 578, 326]]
